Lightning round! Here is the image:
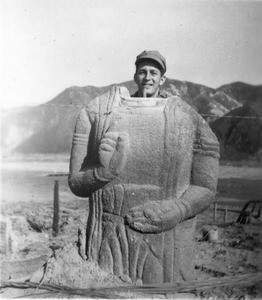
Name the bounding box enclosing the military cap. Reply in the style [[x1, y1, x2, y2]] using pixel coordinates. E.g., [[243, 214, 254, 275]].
[[135, 50, 166, 74]]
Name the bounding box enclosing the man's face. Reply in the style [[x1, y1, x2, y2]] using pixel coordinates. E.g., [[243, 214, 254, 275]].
[[134, 60, 166, 97]]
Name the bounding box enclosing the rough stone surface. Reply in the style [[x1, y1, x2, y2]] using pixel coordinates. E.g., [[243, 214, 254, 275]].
[[68, 86, 220, 284]]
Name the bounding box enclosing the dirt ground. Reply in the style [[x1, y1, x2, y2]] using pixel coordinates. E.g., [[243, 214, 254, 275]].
[[1, 157, 262, 298]]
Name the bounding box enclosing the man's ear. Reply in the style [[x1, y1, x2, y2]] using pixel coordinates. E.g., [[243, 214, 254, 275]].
[[160, 75, 166, 86]]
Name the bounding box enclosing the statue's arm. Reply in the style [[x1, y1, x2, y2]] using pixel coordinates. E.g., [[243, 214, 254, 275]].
[[69, 108, 129, 198], [68, 108, 105, 197], [177, 139, 219, 220], [126, 118, 219, 233]]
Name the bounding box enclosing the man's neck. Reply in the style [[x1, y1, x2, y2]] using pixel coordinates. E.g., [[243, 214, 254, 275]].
[[138, 89, 160, 98]]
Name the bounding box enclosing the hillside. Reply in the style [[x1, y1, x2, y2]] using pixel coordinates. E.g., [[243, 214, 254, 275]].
[[163, 79, 241, 122], [211, 101, 262, 160], [217, 82, 262, 105], [1, 80, 261, 158], [210, 82, 262, 160]]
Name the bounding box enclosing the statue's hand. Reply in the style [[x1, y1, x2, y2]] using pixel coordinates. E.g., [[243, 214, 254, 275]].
[[95, 131, 129, 181], [125, 200, 182, 233], [98, 132, 119, 168]]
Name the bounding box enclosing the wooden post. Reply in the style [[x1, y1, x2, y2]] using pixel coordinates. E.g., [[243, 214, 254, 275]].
[[213, 203, 217, 222], [224, 207, 228, 222], [259, 203, 262, 223], [52, 180, 60, 236]]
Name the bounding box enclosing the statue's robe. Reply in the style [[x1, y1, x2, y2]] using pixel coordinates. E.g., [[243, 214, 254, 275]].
[[69, 86, 220, 284]]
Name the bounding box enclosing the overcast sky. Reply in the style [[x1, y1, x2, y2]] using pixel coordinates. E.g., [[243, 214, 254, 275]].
[[1, 0, 262, 108]]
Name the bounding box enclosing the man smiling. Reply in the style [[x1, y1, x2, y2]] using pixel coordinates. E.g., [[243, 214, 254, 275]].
[[132, 50, 167, 98]]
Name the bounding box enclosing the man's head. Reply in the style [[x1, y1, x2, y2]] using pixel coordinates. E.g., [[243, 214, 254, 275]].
[[134, 50, 166, 97]]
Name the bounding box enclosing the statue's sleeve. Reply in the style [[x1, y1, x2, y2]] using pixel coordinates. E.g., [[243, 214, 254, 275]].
[[178, 117, 220, 220], [69, 87, 130, 198], [68, 106, 108, 198]]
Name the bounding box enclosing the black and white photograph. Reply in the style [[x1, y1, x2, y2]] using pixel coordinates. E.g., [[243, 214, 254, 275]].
[[1, 0, 262, 298]]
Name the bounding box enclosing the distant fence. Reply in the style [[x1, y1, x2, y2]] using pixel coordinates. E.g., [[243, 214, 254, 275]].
[[213, 200, 262, 223], [213, 202, 242, 222], [48, 173, 68, 177]]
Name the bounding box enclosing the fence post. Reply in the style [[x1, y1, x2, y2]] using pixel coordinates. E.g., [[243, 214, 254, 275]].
[[259, 203, 262, 223], [53, 180, 60, 236], [224, 207, 228, 222], [213, 203, 217, 222]]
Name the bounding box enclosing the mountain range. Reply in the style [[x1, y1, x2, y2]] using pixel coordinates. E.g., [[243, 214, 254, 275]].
[[1, 79, 262, 160]]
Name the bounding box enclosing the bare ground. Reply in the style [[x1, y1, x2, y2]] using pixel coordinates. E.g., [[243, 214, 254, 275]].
[[1, 159, 262, 298]]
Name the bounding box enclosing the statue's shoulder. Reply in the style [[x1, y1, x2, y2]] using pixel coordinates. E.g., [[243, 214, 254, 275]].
[[166, 95, 201, 124], [85, 86, 130, 114], [166, 95, 218, 141], [84, 94, 101, 114]]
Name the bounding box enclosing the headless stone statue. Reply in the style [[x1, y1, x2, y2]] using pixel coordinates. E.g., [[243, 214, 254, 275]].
[[69, 86, 220, 284]]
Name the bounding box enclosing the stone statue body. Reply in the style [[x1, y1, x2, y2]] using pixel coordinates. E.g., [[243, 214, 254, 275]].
[[69, 86, 220, 284]]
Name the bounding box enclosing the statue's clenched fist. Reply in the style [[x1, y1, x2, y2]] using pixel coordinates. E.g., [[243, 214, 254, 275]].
[[98, 132, 119, 168], [125, 200, 183, 233], [94, 131, 129, 182]]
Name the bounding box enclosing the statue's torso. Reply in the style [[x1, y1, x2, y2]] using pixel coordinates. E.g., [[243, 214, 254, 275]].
[[81, 89, 209, 284], [113, 99, 167, 185], [101, 97, 169, 216]]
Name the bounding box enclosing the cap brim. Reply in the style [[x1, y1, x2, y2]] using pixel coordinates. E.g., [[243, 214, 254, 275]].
[[136, 55, 165, 72]]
